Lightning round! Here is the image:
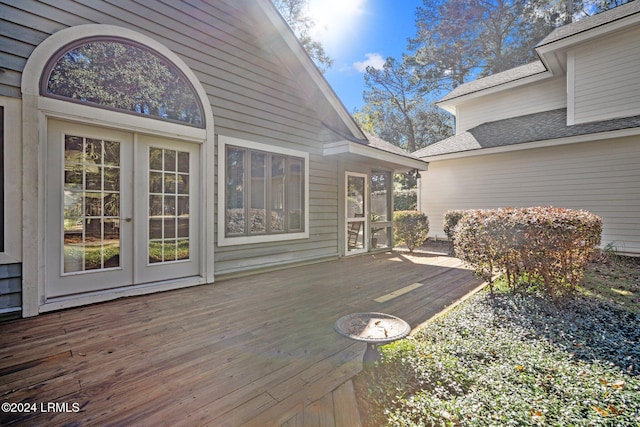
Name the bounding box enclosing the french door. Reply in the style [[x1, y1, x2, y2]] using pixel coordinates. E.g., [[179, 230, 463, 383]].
[[45, 120, 200, 298]]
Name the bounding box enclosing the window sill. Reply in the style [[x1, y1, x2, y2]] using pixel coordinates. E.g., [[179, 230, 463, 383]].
[[217, 231, 309, 247]]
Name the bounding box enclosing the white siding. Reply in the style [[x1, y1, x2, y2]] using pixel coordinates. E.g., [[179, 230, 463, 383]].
[[419, 136, 640, 255], [456, 76, 566, 133], [572, 25, 640, 124]]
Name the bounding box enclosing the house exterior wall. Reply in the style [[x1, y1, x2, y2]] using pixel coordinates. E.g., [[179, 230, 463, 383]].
[[455, 76, 566, 133], [419, 136, 640, 255], [570, 25, 640, 125], [1, 0, 394, 316]]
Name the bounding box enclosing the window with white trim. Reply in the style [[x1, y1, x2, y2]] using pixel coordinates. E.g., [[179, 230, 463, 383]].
[[225, 144, 305, 238], [42, 37, 204, 128]]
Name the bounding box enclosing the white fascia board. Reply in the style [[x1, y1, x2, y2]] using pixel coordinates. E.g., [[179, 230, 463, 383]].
[[255, 0, 365, 140], [324, 140, 429, 171], [417, 127, 640, 162]]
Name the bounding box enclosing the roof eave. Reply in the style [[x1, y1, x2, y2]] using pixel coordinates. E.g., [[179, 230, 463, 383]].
[[324, 140, 429, 172]]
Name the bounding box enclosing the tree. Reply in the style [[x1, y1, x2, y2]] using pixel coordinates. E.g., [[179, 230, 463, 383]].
[[272, 0, 333, 72], [411, 0, 486, 90], [355, 0, 632, 167], [357, 56, 453, 153], [410, 0, 634, 84]]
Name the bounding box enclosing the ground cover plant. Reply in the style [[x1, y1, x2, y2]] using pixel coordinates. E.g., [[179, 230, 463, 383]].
[[355, 256, 640, 426]]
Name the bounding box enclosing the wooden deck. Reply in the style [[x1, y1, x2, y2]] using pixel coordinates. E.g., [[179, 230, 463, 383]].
[[0, 251, 482, 426]]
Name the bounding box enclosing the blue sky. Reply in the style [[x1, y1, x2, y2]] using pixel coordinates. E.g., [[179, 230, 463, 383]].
[[306, 0, 424, 112]]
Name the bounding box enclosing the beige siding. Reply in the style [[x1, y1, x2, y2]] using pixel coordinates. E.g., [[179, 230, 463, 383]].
[[572, 25, 640, 124], [419, 137, 640, 255], [1, 0, 347, 275], [456, 76, 566, 133]]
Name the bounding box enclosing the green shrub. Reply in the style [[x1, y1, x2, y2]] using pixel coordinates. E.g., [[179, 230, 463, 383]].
[[443, 210, 465, 254], [454, 207, 602, 297], [393, 189, 417, 211], [394, 210, 429, 253]]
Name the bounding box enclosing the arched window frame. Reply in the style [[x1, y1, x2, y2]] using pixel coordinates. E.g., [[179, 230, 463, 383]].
[[20, 25, 216, 316], [40, 36, 205, 129]]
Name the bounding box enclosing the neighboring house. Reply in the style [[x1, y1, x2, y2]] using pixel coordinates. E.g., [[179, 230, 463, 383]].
[[0, 0, 427, 318], [415, 1, 640, 256]]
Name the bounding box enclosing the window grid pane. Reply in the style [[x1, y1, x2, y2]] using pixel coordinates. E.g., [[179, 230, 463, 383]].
[[63, 135, 121, 273], [149, 147, 189, 264], [250, 152, 267, 233], [225, 145, 305, 237], [226, 147, 245, 235]]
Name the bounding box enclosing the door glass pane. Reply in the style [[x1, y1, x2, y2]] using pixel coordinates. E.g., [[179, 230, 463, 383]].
[[149, 147, 189, 264], [347, 175, 365, 218], [347, 175, 365, 251], [63, 135, 121, 273], [371, 171, 391, 249]]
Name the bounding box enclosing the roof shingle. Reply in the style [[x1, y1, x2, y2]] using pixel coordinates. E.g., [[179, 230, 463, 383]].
[[414, 109, 640, 158]]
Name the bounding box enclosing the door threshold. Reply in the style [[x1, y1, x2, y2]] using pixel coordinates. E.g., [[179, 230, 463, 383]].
[[40, 276, 207, 313]]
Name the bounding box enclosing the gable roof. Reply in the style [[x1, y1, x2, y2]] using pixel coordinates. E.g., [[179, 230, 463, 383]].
[[414, 109, 640, 159]]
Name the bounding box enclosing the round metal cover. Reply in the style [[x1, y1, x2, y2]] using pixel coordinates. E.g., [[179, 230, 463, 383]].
[[334, 312, 411, 344]]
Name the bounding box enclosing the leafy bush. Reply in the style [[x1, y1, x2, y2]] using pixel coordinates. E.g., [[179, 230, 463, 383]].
[[394, 210, 429, 253], [393, 189, 417, 211], [443, 210, 465, 254], [454, 207, 602, 297]]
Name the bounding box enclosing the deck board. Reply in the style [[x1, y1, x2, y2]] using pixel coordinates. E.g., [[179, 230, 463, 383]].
[[0, 251, 481, 425]]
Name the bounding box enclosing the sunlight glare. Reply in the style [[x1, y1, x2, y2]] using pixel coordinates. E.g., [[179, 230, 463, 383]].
[[306, 0, 367, 55]]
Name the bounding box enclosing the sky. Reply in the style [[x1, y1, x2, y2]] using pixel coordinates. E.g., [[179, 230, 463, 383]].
[[305, 0, 424, 113]]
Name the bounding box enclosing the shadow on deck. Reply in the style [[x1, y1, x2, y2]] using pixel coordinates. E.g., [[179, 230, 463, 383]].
[[0, 251, 483, 426]]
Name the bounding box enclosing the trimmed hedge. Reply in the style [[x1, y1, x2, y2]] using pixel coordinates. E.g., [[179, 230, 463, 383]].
[[443, 210, 465, 254], [453, 207, 602, 297], [394, 210, 429, 253]]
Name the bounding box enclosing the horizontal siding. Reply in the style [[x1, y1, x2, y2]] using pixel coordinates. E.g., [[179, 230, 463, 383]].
[[1, 0, 350, 276], [419, 136, 640, 255], [573, 25, 640, 124], [456, 76, 566, 133], [0, 264, 21, 320]]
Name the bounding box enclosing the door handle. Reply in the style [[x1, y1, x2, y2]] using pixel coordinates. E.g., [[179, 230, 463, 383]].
[[123, 217, 132, 223]]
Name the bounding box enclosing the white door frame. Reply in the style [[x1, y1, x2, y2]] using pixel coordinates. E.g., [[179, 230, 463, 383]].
[[21, 25, 216, 315]]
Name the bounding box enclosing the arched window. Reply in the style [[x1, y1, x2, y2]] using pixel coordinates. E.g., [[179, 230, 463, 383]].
[[41, 37, 204, 128]]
